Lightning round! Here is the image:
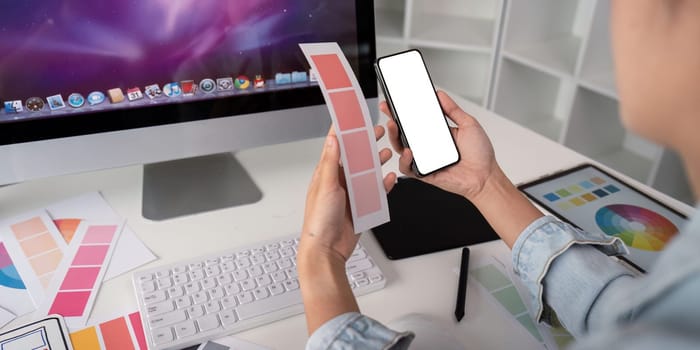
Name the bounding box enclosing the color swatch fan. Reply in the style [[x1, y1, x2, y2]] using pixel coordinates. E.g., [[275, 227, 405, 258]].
[[595, 204, 678, 251]]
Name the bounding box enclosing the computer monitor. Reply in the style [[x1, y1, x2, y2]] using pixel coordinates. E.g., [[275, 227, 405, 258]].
[[0, 1, 378, 219]]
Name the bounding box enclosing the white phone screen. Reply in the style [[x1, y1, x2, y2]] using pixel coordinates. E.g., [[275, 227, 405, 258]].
[[377, 50, 459, 175]]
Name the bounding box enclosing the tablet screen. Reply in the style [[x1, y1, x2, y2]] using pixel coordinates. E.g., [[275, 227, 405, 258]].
[[519, 164, 687, 272]]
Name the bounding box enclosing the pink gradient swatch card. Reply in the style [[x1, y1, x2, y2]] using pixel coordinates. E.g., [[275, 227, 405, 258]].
[[300, 42, 390, 233], [38, 221, 123, 329], [0, 210, 68, 308]]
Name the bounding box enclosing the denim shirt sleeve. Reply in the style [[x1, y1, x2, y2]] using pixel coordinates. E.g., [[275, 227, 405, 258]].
[[306, 312, 415, 350], [511, 216, 630, 332]]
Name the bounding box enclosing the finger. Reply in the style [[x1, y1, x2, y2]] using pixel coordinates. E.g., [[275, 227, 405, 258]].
[[386, 118, 405, 154], [437, 90, 475, 127], [379, 101, 392, 118], [317, 135, 341, 187], [398, 148, 415, 176], [379, 148, 392, 165], [373, 124, 385, 141], [383, 172, 397, 192]]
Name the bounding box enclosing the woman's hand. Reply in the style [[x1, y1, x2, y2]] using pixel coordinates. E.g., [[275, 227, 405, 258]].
[[299, 125, 395, 263], [383, 90, 498, 201]]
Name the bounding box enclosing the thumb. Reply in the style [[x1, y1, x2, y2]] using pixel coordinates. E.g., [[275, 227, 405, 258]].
[[437, 90, 473, 126]]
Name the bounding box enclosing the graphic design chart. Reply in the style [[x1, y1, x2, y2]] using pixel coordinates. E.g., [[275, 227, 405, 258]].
[[0, 242, 25, 290], [70, 312, 147, 350], [595, 205, 678, 251], [8, 216, 65, 289], [542, 176, 620, 211], [300, 42, 390, 233]]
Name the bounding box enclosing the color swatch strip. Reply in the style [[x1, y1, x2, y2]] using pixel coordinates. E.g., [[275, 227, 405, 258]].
[[70, 311, 147, 350], [0, 211, 67, 307], [300, 42, 390, 233], [541, 176, 622, 211], [39, 222, 123, 328]]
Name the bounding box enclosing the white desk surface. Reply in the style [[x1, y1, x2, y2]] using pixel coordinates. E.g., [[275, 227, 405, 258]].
[[0, 95, 691, 349]]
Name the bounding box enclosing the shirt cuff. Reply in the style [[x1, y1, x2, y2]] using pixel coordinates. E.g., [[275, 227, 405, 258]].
[[306, 312, 415, 350], [511, 216, 628, 323]]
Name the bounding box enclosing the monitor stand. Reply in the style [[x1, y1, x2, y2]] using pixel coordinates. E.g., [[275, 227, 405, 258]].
[[142, 153, 263, 221]]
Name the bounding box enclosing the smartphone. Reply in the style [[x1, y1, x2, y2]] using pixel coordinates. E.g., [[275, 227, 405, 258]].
[[375, 49, 460, 176]]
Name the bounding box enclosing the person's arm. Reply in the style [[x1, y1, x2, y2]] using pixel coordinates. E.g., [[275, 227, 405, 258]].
[[383, 90, 543, 247], [298, 127, 414, 349]]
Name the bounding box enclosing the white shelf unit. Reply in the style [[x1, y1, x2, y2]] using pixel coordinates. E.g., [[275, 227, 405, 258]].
[[374, 0, 504, 106], [374, 0, 693, 205]]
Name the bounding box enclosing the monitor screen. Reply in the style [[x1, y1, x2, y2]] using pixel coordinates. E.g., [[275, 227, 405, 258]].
[[0, 1, 376, 144]]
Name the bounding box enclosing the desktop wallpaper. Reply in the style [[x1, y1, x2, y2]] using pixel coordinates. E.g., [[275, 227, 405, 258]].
[[0, 0, 358, 101]]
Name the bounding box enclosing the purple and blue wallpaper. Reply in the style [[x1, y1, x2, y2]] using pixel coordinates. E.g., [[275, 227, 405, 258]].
[[0, 0, 357, 101]]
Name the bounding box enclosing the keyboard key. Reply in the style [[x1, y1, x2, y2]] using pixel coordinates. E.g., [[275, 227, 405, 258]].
[[283, 279, 299, 291], [237, 289, 301, 320], [262, 262, 278, 273], [173, 273, 189, 285], [285, 268, 298, 279], [172, 265, 188, 274], [221, 296, 237, 309], [348, 249, 367, 262], [233, 270, 248, 281], [280, 247, 295, 258], [278, 258, 293, 269], [269, 283, 285, 296], [350, 272, 366, 280], [236, 291, 254, 305], [248, 265, 263, 277], [265, 251, 280, 261], [280, 239, 294, 247], [253, 287, 270, 300], [143, 290, 166, 304], [208, 286, 225, 300], [174, 320, 196, 338], [201, 277, 217, 290], [251, 254, 265, 265], [236, 250, 251, 258], [251, 247, 264, 254], [222, 261, 236, 272], [141, 281, 156, 293], [197, 314, 220, 332], [184, 282, 201, 294], [271, 271, 286, 283], [224, 283, 241, 295], [356, 278, 370, 287], [220, 309, 237, 326], [190, 269, 205, 281], [158, 277, 173, 289], [155, 270, 171, 278], [205, 265, 221, 277], [240, 279, 256, 291], [369, 273, 384, 283], [206, 258, 220, 266], [147, 300, 175, 317], [346, 260, 372, 274], [149, 309, 186, 329], [153, 327, 174, 345], [137, 274, 154, 283], [192, 291, 208, 304], [187, 305, 204, 319], [189, 262, 204, 270], [205, 300, 221, 313], [255, 275, 272, 287], [175, 296, 192, 309], [169, 288, 186, 302], [236, 258, 251, 269]]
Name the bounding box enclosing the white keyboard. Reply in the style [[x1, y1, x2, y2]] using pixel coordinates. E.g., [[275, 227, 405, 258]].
[[133, 234, 386, 350]]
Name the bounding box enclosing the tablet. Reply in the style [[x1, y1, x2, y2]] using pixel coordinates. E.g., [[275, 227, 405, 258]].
[[518, 164, 687, 272]]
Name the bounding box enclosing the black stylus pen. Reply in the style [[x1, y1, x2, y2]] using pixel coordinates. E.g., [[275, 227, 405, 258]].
[[455, 247, 470, 322]]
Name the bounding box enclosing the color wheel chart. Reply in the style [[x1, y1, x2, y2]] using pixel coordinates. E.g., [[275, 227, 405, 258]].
[[0, 243, 25, 290], [595, 205, 678, 251]]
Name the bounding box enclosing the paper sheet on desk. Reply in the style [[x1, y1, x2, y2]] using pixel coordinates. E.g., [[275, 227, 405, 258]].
[[45, 192, 157, 280], [457, 249, 574, 350], [299, 42, 390, 233]]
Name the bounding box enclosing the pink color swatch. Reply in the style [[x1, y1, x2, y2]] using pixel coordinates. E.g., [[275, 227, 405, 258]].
[[129, 311, 148, 350], [72, 245, 109, 266], [329, 90, 365, 131], [100, 317, 136, 350], [83, 225, 117, 244], [49, 291, 91, 316], [60, 267, 100, 290], [311, 54, 352, 90], [351, 172, 382, 217], [342, 130, 374, 173]]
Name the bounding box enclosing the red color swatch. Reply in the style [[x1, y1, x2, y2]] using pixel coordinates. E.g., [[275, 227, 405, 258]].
[[329, 90, 365, 131], [311, 54, 352, 90], [351, 173, 382, 217], [342, 130, 374, 173], [49, 291, 91, 316], [100, 316, 136, 350]]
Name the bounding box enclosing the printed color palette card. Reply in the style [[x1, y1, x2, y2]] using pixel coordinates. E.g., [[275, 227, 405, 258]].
[[0, 210, 68, 309], [38, 222, 123, 329], [70, 311, 147, 350], [300, 42, 390, 233]]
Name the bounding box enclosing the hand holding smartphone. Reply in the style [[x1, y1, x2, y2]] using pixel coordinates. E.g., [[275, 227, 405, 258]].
[[375, 49, 460, 176]]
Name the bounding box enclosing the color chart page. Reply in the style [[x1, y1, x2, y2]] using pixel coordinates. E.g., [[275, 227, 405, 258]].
[[521, 166, 687, 271]]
